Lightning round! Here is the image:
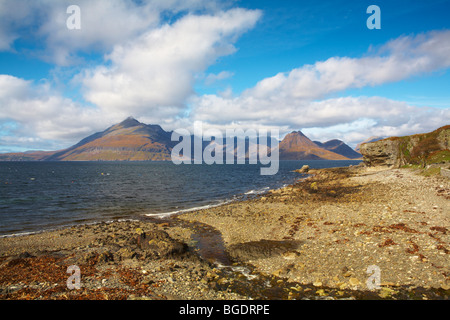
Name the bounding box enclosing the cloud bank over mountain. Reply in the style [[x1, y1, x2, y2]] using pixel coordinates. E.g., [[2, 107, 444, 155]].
[[0, 1, 449, 152]]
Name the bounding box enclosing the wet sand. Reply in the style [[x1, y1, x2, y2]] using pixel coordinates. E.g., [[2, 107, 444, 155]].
[[0, 165, 449, 300]]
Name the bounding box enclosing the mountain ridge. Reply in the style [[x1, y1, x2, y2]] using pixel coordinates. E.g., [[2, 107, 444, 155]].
[[44, 117, 175, 161], [314, 139, 362, 159], [279, 132, 350, 160], [0, 117, 359, 161]]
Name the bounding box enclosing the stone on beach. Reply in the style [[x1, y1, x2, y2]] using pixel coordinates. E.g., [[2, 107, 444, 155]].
[[136, 229, 188, 258]]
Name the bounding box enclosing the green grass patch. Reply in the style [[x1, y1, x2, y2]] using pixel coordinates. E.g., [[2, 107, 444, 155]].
[[401, 164, 420, 169], [421, 166, 441, 177], [426, 150, 450, 164]]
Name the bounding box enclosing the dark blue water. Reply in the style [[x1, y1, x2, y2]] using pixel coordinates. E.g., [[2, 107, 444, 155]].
[[0, 160, 361, 236]]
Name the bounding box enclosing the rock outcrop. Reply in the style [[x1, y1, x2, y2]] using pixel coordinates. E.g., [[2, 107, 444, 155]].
[[355, 136, 385, 153], [360, 125, 450, 167]]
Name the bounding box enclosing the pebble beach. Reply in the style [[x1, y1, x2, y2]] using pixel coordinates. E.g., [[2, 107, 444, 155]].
[[0, 165, 449, 300]]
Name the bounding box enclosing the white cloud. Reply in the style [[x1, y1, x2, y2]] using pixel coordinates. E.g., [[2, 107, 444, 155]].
[[0, 0, 228, 65], [0, 75, 109, 150], [190, 94, 449, 138], [302, 104, 450, 147], [0, 6, 262, 151], [0, 0, 38, 51], [79, 8, 261, 118], [40, 0, 161, 65], [243, 30, 450, 102], [188, 30, 450, 144], [204, 71, 234, 85], [1, 3, 449, 153]]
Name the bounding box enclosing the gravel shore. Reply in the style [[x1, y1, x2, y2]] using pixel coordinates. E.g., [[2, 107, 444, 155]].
[[181, 165, 450, 298], [1, 165, 449, 300]]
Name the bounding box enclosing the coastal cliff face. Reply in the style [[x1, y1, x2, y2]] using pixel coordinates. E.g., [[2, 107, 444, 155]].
[[354, 136, 385, 153], [359, 139, 403, 167], [360, 125, 450, 167]]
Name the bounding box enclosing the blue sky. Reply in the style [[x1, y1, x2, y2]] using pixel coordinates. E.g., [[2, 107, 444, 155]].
[[0, 0, 449, 152], [199, 0, 450, 98]]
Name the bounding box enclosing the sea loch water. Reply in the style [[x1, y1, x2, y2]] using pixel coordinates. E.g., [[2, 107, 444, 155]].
[[0, 160, 361, 236]]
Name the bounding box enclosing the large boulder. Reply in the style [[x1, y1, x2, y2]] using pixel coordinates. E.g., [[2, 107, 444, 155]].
[[359, 139, 404, 167], [295, 165, 310, 173]]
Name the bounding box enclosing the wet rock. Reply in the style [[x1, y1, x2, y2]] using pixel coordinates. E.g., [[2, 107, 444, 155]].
[[142, 277, 155, 285], [127, 295, 153, 300], [227, 239, 302, 261], [349, 278, 360, 286], [17, 252, 34, 259], [117, 248, 137, 260], [313, 281, 323, 287], [342, 267, 352, 277], [136, 229, 188, 259], [282, 251, 298, 259], [316, 289, 326, 296], [98, 251, 114, 263], [295, 165, 310, 173], [83, 251, 98, 263], [379, 287, 397, 299], [440, 284, 450, 290]]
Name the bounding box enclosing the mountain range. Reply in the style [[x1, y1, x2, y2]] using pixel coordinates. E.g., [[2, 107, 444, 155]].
[[0, 117, 362, 161], [279, 131, 352, 160]]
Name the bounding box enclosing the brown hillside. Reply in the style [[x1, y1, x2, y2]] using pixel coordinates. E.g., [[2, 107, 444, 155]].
[[279, 131, 350, 160]]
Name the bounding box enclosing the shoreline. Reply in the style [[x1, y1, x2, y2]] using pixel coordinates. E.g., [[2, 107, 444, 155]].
[[0, 189, 264, 239], [180, 164, 450, 292], [0, 160, 360, 237], [0, 164, 449, 300], [0, 164, 299, 238]]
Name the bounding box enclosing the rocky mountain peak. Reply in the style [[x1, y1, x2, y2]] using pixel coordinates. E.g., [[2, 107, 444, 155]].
[[118, 116, 141, 128]]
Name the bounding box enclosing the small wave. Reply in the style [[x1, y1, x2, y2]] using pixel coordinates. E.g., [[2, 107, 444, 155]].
[[244, 186, 270, 195], [0, 219, 140, 238], [144, 200, 234, 219], [215, 263, 258, 280], [0, 230, 38, 238]]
